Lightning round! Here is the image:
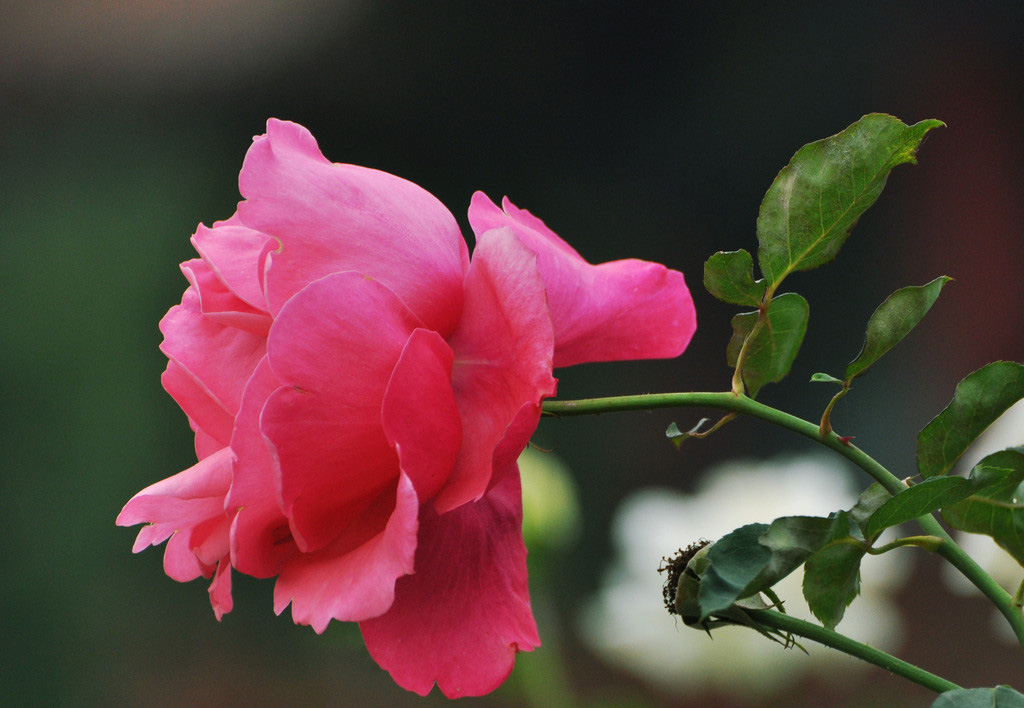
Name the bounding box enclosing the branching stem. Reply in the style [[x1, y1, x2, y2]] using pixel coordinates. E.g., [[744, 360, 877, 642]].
[[542, 391, 1024, 649]]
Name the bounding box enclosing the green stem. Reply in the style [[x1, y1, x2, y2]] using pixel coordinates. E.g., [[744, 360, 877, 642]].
[[929, 524, 1024, 646], [544, 392, 905, 492], [542, 392, 1024, 649], [731, 310, 767, 395], [818, 382, 850, 437], [744, 608, 960, 694], [862, 535, 944, 555]]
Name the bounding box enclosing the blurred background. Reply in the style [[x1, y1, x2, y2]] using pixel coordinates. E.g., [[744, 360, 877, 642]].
[[3, 2, 1024, 706]]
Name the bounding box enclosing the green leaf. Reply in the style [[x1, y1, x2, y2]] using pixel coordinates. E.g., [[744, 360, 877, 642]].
[[726, 293, 810, 397], [802, 490, 901, 629], [845, 276, 952, 380], [757, 114, 943, 288], [917, 362, 1024, 478], [847, 483, 892, 535], [665, 419, 709, 448], [754, 515, 840, 589], [703, 249, 767, 307], [931, 686, 1024, 708], [665, 421, 684, 439], [942, 449, 1024, 565], [698, 523, 770, 620], [698, 516, 839, 621], [811, 372, 843, 384], [968, 448, 1024, 490], [725, 313, 753, 366], [864, 476, 975, 539], [867, 450, 1024, 543], [802, 513, 864, 629]]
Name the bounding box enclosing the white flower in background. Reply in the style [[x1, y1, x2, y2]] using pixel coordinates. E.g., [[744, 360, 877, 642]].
[[943, 400, 1024, 618], [580, 454, 910, 698]]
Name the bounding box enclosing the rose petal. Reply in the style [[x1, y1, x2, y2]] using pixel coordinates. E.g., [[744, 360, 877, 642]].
[[190, 213, 272, 312], [435, 227, 556, 513], [262, 272, 423, 552], [468, 192, 697, 367], [489, 399, 549, 492], [208, 560, 233, 621], [181, 257, 271, 335], [381, 328, 462, 503], [159, 288, 267, 424], [162, 361, 235, 449], [192, 425, 223, 461], [226, 358, 295, 578], [360, 473, 539, 698], [163, 527, 209, 582], [192, 514, 230, 567], [238, 119, 469, 335], [273, 473, 419, 631], [117, 446, 233, 550]]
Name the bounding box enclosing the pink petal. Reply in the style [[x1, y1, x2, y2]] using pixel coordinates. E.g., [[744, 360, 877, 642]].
[[165, 513, 233, 593], [159, 288, 267, 428], [237, 118, 469, 336], [435, 228, 556, 513], [273, 473, 419, 632], [360, 473, 539, 698], [190, 213, 272, 312], [163, 528, 208, 581], [261, 272, 422, 553], [192, 426, 223, 460], [117, 446, 233, 550], [489, 400, 549, 492], [117, 448, 233, 586], [381, 328, 462, 503], [226, 358, 296, 578], [468, 192, 697, 367], [208, 560, 233, 621], [162, 361, 234, 449], [192, 514, 231, 567], [181, 257, 271, 336]]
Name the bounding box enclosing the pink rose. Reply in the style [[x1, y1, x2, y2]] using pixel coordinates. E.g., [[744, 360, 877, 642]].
[[118, 119, 696, 697]]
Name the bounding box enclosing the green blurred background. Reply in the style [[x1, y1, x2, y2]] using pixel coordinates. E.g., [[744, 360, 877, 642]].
[[3, 3, 1024, 706]]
